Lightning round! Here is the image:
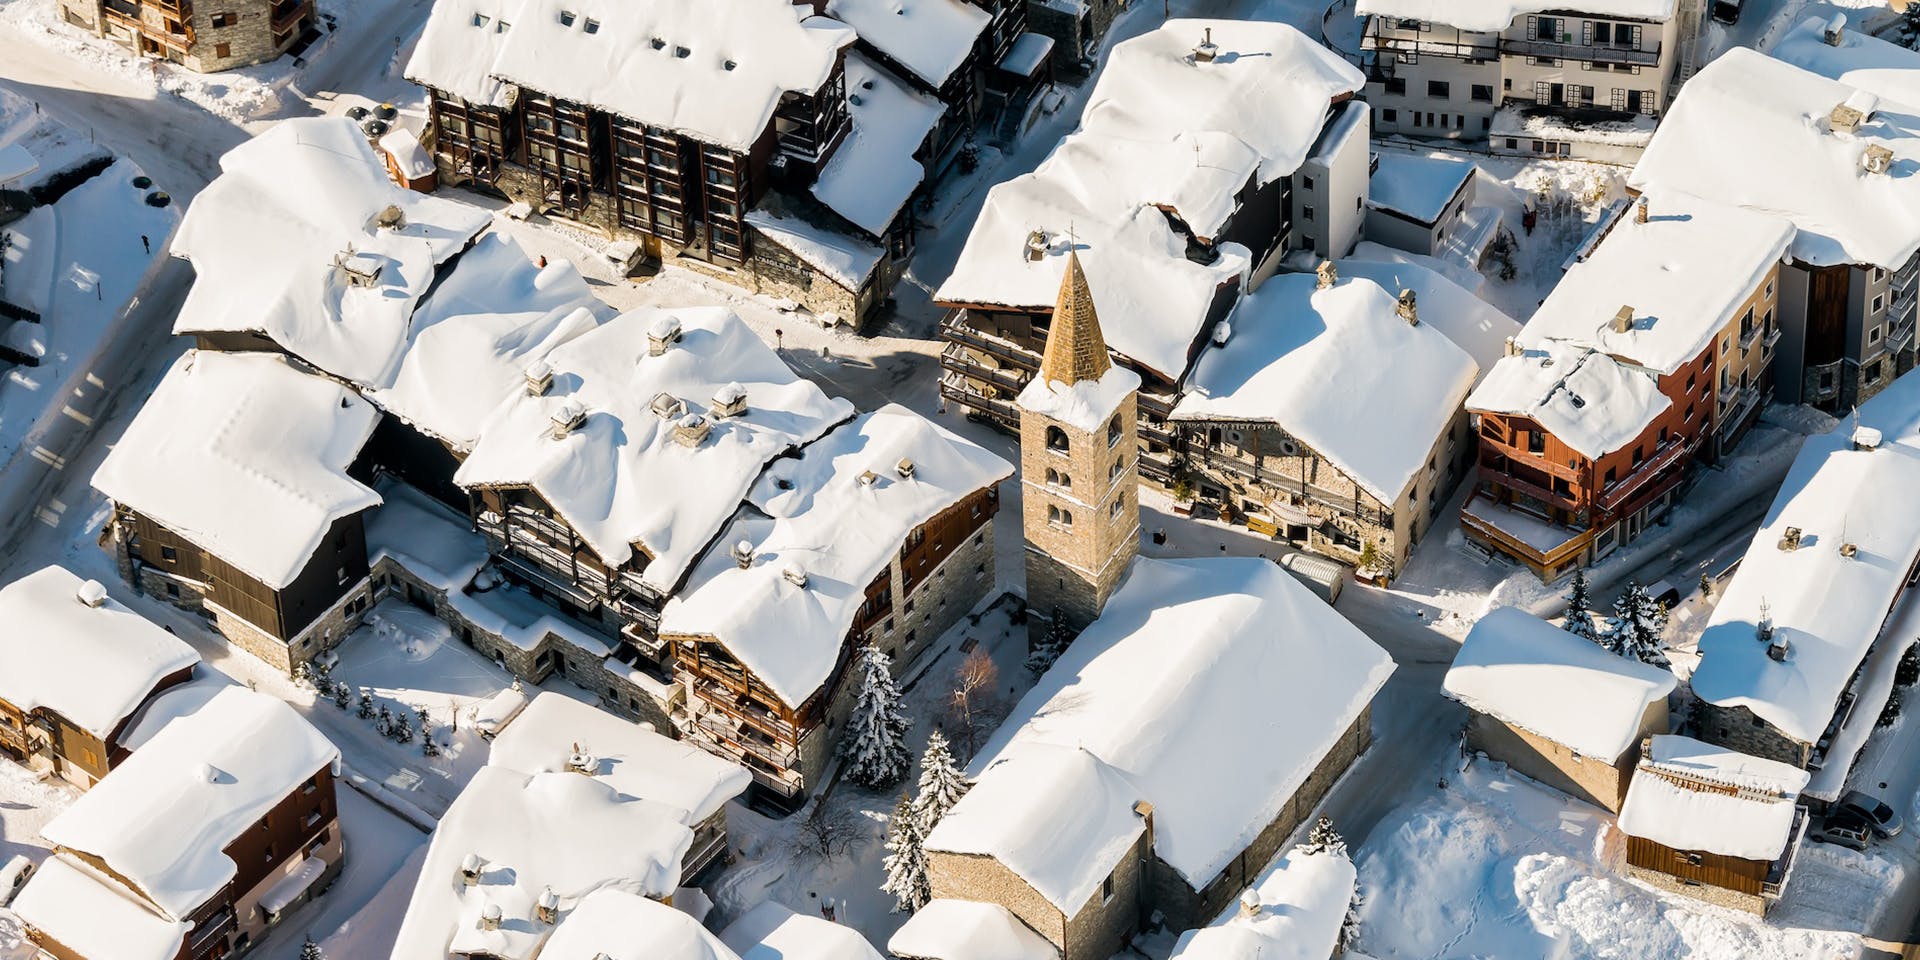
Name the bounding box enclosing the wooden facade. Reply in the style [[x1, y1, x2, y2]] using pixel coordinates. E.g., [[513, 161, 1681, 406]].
[[0, 662, 193, 789]]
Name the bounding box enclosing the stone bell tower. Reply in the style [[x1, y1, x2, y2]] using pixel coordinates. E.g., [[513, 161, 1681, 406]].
[[1019, 251, 1142, 646]]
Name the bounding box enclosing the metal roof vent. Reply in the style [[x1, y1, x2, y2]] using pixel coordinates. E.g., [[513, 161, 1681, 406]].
[[76, 579, 108, 608], [524, 359, 553, 397], [712, 381, 748, 419], [648, 314, 683, 356], [673, 413, 711, 448], [550, 399, 587, 440], [1778, 526, 1803, 552], [896, 457, 916, 479], [782, 563, 808, 588]]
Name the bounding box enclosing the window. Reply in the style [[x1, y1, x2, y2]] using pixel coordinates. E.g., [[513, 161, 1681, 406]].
[[1382, 108, 1398, 123], [1107, 414, 1123, 448], [1302, 175, 1315, 191], [1868, 359, 1886, 381], [1110, 458, 1124, 482], [215, 42, 231, 58], [1527, 431, 1545, 454], [1505, 137, 1518, 149], [1874, 294, 1886, 314], [211, 11, 235, 26], [558, 9, 575, 25], [1594, 22, 1612, 44], [161, 545, 178, 562], [1045, 425, 1069, 452], [1428, 80, 1451, 99], [1046, 467, 1070, 488], [1471, 84, 1493, 102], [1102, 872, 1116, 902], [904, 599, 916, 614], [1303, 205, 1316, 222], [1412, 112, 1423, 128], [1110, 497, 1124, 518], [1385, 77, 1407, 96], [1604, 466, 1618, 485]]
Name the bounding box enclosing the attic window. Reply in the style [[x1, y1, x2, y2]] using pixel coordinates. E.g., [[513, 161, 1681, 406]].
[[496, 19, 510, 32], [471, 13, 489, 27], [583, 17, 599, 33], [650, 37, 665, 50], [558, 9, 574, 26], [674, 45, 691, 58]]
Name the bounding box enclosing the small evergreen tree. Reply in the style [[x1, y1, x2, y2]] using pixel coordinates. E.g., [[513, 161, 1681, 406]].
[[332, 681, 353, 710], [393, 710, 415, 744], [357, 688, 376, 719], [840, 645, 913, 789], [375, 704, 393, 737], [1563, 569, 1601, 644], [1881, 686, 1904, 729], [910, 731, 968, 834], [1606, 581, 1670, 668], [880, 793, 931, 912], [1025, 607, 1071, 676], [1299, 817, 1348, 857], [292, 660, 314, 688], [300, 937, 324, 960], [1899, 645, 1920, 688]]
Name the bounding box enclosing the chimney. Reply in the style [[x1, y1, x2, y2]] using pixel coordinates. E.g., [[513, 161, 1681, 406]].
[[1503, 336, 1522, 358], [1865, 144, 1895, 175], [1768, 636, 1792, 662], [374, 203, 407, 230], [712, 382, 748, 419], [1315, 260, 1337, 290], [480, 904, 503, 931], [1397, 288, 1418, 325], [1823, 12, 1845, 46], [895, 457, 916, 479], [858, 469, 880, 487], [1854, 425, 1884, 450], [1194, 26, 1218, 63], [565, 742, 596, 774], [459, 853, 484, 886], [651, 392, 687, 421], [1211, 321, 1232, 346], [76, 579, 108, 608], [535, 888, 559, 925], [1778, 526, 1803, 551], [1634, 195, 1649, 224], [1611, 305, 1634, 334], [782, 562, 809, 588], [1238, 889, 1262, 920], [1831, 103, 1866, 135], [1841, 541, 1860, 559], [1134, 799, 1155, 848], [1025, 229, 1049, 262], [550, 399, 587, 440], [732, 539, 755, 570], [337, 251, 382, 288], [648, 314, 683, 356], [673, 413, 711, 448], [524, 359, 553, 397]]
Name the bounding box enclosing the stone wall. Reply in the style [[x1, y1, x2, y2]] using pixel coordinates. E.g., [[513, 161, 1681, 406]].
[[1625, 863, 1766, 916], [929, 826, 1152, 960], [1022, 390, 1139, 643], [1695, 702, 1812, 769], [1465, 712, 1640, 812]]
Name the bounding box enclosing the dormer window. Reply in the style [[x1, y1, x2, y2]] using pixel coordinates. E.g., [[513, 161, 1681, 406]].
[[674, 45, 691, 58], [650, 37, 666, 50], [471, 13, 489, 27], [558, 10, 575, 26], [583, 17, 599, 34]]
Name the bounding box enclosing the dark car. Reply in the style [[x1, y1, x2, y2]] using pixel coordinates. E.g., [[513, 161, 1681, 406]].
[[1813, 809, 1872, 851], [1840, 790, 1904, 839], [1711, 0, 1742, 24]]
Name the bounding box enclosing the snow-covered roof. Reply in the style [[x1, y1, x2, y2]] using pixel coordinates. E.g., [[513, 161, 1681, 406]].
[[721, 901, 885, 960], [746, 207, 886, 291], [1354, 0, 1677, 33], [828, 0, 988, 88], [539, 889, 741, 960], [1774, 16, 1920, 107], [1690, 414, 1920, 744], [930, 556, 1394, 911], [368, 232, 610, 450], [405, 0, 521, 107], [888, 899, 1059, 960], [936, 20, 1363, 381], [1166, 850, 1356, 960], [1444, 607, 1676, 763], [1367, 152, 1473, 225], [0, 144, 37, 188], [1521, 194, 1794, 376], [389, 766, 695, 960], [381, 127, 436, 180], [426, 0, 856, 154], [8, 855, 187, 960], [0, 566, 198, 739], [489, 693, 750, 823], [454, 306, 855, 587], [170, 117, 491, 385], [1629, 47, 1920, 270], [114, 667, 233, 752], [1000, 32, 1053, 78], [662, 405, 1011, 708], [1617, 735, 1809, 861], [91, 350, 382, 591], [1016, 365, 1142, 434], [365, 476, 490, 591], [1172, 275, 1478, 504], [1489, 104, 1657, 147], [812, 53, 945, 238], [41, 687, 338, 920], [1466, 341, 1667, 461], [1334, 255, 1519, 380]]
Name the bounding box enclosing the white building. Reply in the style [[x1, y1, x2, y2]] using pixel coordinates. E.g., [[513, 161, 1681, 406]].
[[1362, 152, 1483, 263]]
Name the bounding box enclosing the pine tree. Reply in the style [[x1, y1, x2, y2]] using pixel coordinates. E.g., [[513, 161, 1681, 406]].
[[1607, 581, 1670, 668], [1341, 884, 1364, 951], [1025, 607, 1071, 676], [880, 793, 931, 912], [1358, 539, 1381, 575], [1299, 817, 1348, 857], [332, 681, 353, 710], [1881, 686, 1904, 729], [393, 710, 415, 744], [293, 660, 315, 688], [840, 645, 913, 789], [375, 704, 393, 737], [301, 937, 324, 960], [910, 731, 968, 834], [1563, 569, 1601, 644], [1899, 645, 1920, 688], [357, 689, 375, 720]]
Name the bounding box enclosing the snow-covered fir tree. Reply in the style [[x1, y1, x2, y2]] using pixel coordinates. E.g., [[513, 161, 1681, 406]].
[[393, 710, 415, 744], [1563, 569, 1601, 644], [301, 937, 324, 960], [375, 704, 393, 737], [910, 731, 968, 833], [332, 682, 353, 710], [840, 645, 913, 789], [880, 793, 931, 912], [357, 689, 375, 719], [1300, 816, 1348, 857], [1606, 581, 1670, 668], [1025, 607, 1071, 676]]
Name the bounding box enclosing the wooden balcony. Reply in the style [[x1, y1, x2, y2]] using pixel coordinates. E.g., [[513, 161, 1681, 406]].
[[1595, 435, 1698, 514], [1501, 37, 1661, 66]]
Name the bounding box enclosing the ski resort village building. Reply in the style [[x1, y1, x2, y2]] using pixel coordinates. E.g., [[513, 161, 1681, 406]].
[[1163, 847, 1358, 960], [1362, 151, 1488, 264], [0, 566, 200, 790], [1630, 30, 1920, 414], [1690, 373, 1920, 805], [1617, 735, 1811, 915], [55, 0, 318, 73], [390, 692, 751, 959], [1354, 0, 1687, 160], [11, 687, 342, 960], [1462, 192, 1794, 578], [1444, 606, 1675, 812]]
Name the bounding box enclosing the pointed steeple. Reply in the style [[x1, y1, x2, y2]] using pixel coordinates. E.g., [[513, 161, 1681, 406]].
[[1038, 251, 1113, 386]]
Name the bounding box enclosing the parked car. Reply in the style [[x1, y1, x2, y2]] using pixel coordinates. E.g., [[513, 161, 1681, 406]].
[[1840, 790, 1904, 838], [1711, 0, 1742, 23], [1812, 809, 1872, 851], [0, 854, 32, 907], [1646, 579, 1681, 608]]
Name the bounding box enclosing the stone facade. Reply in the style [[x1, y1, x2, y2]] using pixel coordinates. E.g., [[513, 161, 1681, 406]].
[[1026, 0, 1125, 66], [1464, 707, 1662, 812], [928, 827, 1152, 960], [1022, 390, 1140, 643], [59, 0, 312, 74], [1695, 702, 1813, 769], [1625, 863, 1767, 916], [201, 577, 375, 676]]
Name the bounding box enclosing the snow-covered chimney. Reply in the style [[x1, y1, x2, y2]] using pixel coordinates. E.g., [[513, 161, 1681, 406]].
[[1865, 144, 1896, 175], [1778, 526, 1803, 552], [858, 469, 880, 487], [566, 742, 597, 775], [536, 888, 559, 925], [480, 904, 503, 931], [783, 563, 809, 588], [337, 251, 383, 288], [76, 579, 108, 609], [1025, 229, 1049, 262], [896, 457, 916, 479], [651, 392, 687, 422], [1397, 288, 1418, 326], [1841, 541, 1860, 559], [673, 412, 711, 448], [732, 539, 755, 570], [1238, 889, 1262, 920], [1315, 260, 1337, 290], [1193, 27, 1218, 63], [1823, 12, 1845, 46], [1854, 425, 1884, 450], [459, 853, 485, 886], [550, 399, 587, 440], [1503, 336, 1521, 358], [1611, 305, 1634, 334], [524, 359, 553, 397], [1768, 636, 1792, 662], [1211, 321, 1232, 346], [1634, 195, 1649, 225], [712, 382, 748, 419], [374, 203, 407, 230], [1830, 102, 1866, 135], [648, 314, 683, 356]]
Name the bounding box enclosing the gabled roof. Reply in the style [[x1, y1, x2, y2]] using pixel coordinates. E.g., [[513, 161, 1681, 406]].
[[811, 53, 945, 238], [539, 890, 741, 960], [720, 901, 886, 960], [92, 350, 382, 591], [1617, 735, 1808, 861], [1773, 15, 1920, 107], [827, 0, 989, 88], [8, 855, 187, 960], [1333, 255, 1520, 380], [1353, 0, 1677, 32], [1166, 850, 1356, 960], [1466, 340, 1667, 461], [888, 899, 1059, 960]]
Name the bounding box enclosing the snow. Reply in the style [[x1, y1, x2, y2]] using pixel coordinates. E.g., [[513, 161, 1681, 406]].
[[1444, 606, 1676, 763], [7, 855, 187, 960], [827, 0, 989, 88], [661, 404, 1012, 709], [0, 85, 108, 194], [453, 583, 613, 656], [0, 144, 35, 188], [1166, 850, 1355, 960], [40, 686, 339, 920], [405, 0, 522, 108], [1690, 406, 1920, 745], [1352, 0, 1677, 33], [365, 477, 490, 590], [539, 888, 740, 960], [1015, 365, 1142, 435], [746, 207, 887, 291], [488, 692, 751, 824], [1000, 32, 1054, 78], [1521, 194, 1794, 376], [169, 117, 493, 384], [431, 0, 857, 155], [932, 556, 1395, 909], [113, 666, 233, 752], [1172, 274, 1479, 505], [472, 685, 532, 738], [1629, 46, 1920, 270], [380, 128, 436, 181], [453, 305, 855, 587], [887, 899, 1059, 960], [812, 53, 946, 238], [257, 855, 329, 917], [721, 901, 886, 960], [1489, 105, 1659, 148], [1333, 254, 1521, 378], [1367, 152, 1474, 225], [937, 19, 1363, 381], [90, 349, 383, 591], [1467, 340, 1668, 461], [1617, 735, 1810, 862], [0, 565, 198, 740], [1773, 15, 1920, 107], [388, 767, 696, 960]]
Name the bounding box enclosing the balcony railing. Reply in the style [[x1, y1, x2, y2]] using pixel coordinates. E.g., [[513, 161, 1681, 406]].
[[1596, 435, 1699, 514], [1501, 37, 1661, 66], [940, 311, 1039, 373], [1363, 33, 1501, 62], [1191, 448, 1391, 527]]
